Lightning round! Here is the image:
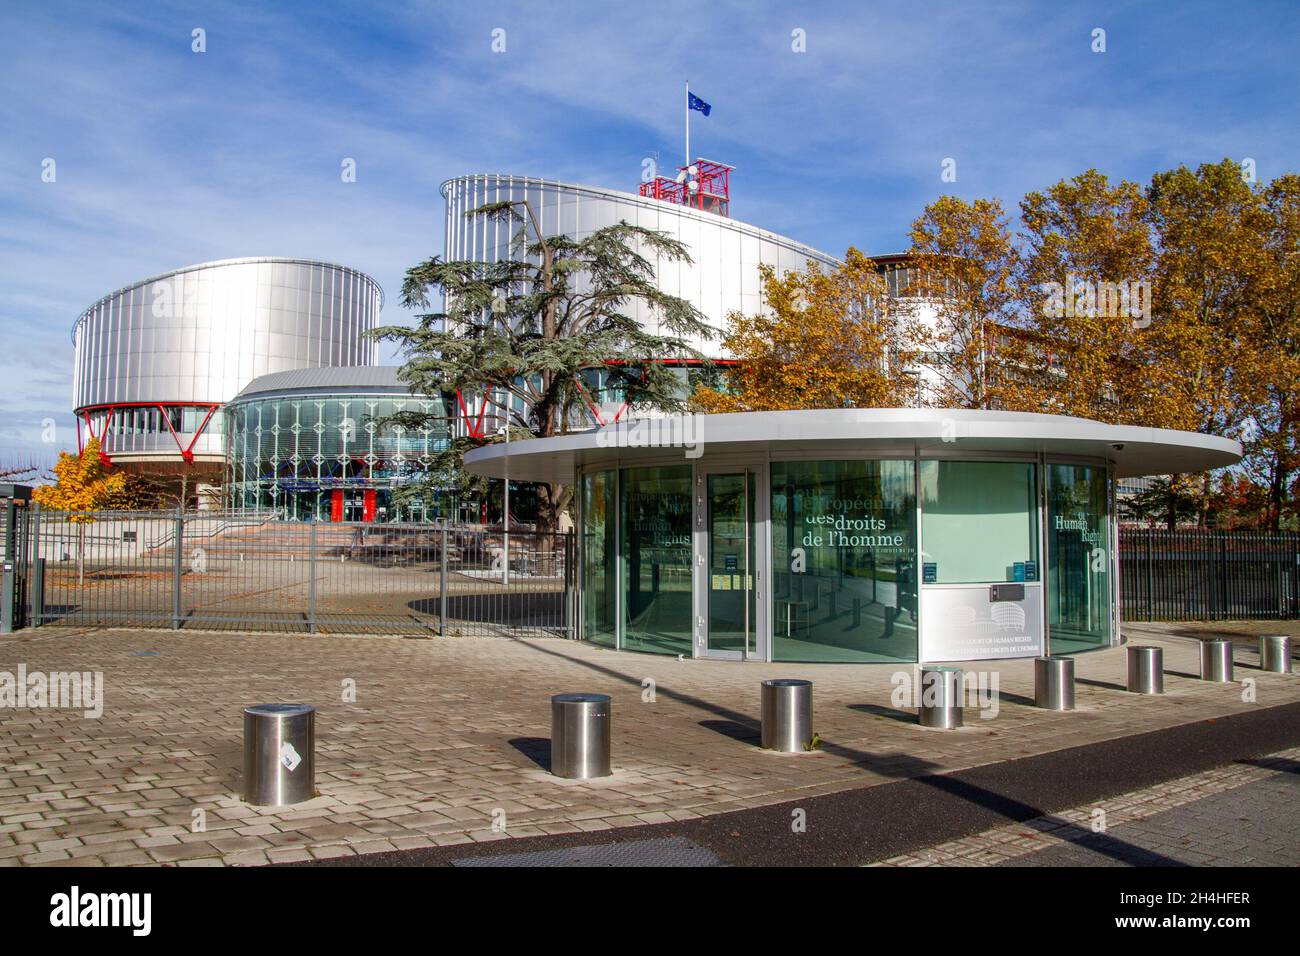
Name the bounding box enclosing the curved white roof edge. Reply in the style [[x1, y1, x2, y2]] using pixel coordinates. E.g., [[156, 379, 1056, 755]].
[[440, 173, 841, 267], [73, 257, 385, 342], [231, 365, 420, 402], [462, 407, 1242, 484]]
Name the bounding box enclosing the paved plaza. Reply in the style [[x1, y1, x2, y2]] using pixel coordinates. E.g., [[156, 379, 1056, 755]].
[[0, 622, 1297, 867], [875, 746, 1300, 867]]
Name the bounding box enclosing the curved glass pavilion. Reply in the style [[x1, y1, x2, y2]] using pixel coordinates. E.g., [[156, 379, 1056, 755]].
[[463, 408, 1241, 664], [225, 366, 452, 522]]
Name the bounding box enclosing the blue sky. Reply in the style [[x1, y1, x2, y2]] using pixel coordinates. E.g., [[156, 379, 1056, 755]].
[[2, 0, 1298, 463]]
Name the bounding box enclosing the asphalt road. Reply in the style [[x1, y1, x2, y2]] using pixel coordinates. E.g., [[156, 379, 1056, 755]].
[[288, 700, 1300, 868]]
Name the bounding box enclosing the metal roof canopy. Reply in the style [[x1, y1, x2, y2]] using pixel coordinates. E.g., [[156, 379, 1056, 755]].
[[231, 366, 419, 402], [462, 408, 1242, 485]]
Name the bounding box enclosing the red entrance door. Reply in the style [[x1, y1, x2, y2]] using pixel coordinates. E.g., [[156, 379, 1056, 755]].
[[363, 489, 376, 523], [330, 490, 343, 522]]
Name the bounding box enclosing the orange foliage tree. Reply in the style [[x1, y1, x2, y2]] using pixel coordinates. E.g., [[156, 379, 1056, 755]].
[[692, 248, 923, 412], [32, 437, 126, 583]]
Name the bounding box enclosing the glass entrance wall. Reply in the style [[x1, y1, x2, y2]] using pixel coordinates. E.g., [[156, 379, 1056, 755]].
[[226, 390, 453, 520], [1046, 463, 1112, 652], [620, 465, 693, 656], [581, 470, 617, 647], [770, 459, 918, 662], [575, 452, 1114, 663], [706, 471, 756, 656]]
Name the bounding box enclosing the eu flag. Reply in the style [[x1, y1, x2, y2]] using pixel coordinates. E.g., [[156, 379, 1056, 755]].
[[688, 92, 711, 116]]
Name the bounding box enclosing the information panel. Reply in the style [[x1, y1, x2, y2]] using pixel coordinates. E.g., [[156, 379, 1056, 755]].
[[919, 584, 1043, 662]]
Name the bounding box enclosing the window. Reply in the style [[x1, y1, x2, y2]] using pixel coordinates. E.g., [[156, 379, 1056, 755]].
[[1046, 463, 1111, 651], [620, 465, 692, 655], [771, 459, 917, 662], [920, 460, 1038, 584], [581, 471, 617, 647]]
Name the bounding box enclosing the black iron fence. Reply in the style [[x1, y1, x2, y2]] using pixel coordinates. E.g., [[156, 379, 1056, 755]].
[[18, 507, 574, 636], [1119, 529, 1300, 621]]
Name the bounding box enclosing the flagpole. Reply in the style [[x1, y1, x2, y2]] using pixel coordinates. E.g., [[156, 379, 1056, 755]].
[[685, 79, 690, 169]]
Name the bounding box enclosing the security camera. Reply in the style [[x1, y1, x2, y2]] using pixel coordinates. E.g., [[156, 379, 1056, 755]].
[[1111, 443, 1125, 451]]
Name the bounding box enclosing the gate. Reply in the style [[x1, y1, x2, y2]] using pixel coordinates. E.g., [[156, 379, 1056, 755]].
[[22, 506, 575, 637]]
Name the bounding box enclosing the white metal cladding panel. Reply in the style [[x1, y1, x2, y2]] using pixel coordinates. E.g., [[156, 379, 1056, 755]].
[[441, 175, 838, 358], [72, 259, 381, 412]]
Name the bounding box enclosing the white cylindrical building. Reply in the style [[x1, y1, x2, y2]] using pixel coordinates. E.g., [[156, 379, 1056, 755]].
[[72, 257, 382, 471], [441, 175, 841, 357]]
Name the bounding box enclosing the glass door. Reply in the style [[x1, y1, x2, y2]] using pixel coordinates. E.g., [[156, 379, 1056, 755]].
[[701, 469, 759, 659]]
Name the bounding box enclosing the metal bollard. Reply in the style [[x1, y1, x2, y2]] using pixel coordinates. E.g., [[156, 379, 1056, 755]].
[[760, 679, 813, 752], [1126, 645, 1164, 694], [550, 693, 611, 779], [243, 704, 315, 806], [1199, 639, 1234, 682], [918, 666, 963, 729], [1259, 635, 1291, 674], [1034, 656, 1075, 711]]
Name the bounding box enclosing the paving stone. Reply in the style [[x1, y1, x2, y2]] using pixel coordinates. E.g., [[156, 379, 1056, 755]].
[[3, 623, 1299, 866], [870, 745, 1300, 868]]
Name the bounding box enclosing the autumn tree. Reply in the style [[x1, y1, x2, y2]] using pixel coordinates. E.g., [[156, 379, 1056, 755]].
[[104, 472, 169, 511], [1009, 170, 1161, 423], [1206, 472, 1270, 530], [1235, 173, 1300, 530], [32, 437, 126, 582], [692, 248, 923, 412], [1140, 159, 1271, 526], [907, 196, 1020, 408], [905, 164, 1293, 529]]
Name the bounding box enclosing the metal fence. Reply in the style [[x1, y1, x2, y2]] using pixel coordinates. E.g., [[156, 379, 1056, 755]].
[[19, 507, 575, 636], [1119, 529, 1300, 621], [12, 509, 1300, 633]]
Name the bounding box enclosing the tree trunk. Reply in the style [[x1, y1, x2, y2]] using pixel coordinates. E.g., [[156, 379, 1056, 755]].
[[1270, 464, 1287, 533], [1165, 475, 1179, 532]]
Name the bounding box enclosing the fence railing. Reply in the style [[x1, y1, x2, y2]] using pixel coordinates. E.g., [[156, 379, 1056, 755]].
[[14, 510, 1299, 633], [22, 506, 575, 636], [1119, 528, 1300, 621]]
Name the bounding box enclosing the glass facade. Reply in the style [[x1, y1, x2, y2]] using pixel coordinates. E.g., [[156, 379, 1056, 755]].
[[771, 460, 918, 663], [581, 470, 617, 647], [226, 391, 452, 521], [706, 471, 756, 656], [619, 465, 693, 655], [920, 460, 1039, 584], [577, 453, 1113, 663], [1047, 463, 1112, 652]]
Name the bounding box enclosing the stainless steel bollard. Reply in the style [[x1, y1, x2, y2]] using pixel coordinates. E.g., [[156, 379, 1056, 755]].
[[1259, 635, 1291, 674], [1126, 645, 1164, 694], [760, 679, 813, 752], [550, 693, 611, 779], [918, 666, 963, 729], [1034, 656, 1075, 711], [1199, 639, 1235, 682], [243, 704, 315, 806]]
